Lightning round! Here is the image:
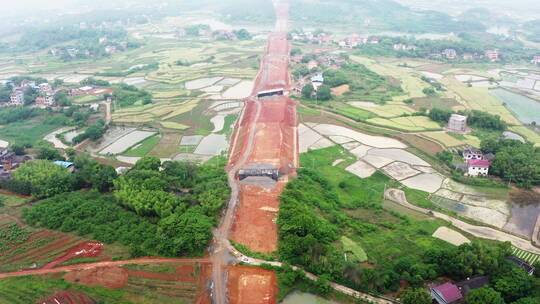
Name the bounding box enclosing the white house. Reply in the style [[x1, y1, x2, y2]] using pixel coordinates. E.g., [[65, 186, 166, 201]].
[[311, 73, 324, 91], [443, 49, 457, 60], [467, 159, 490, 177]]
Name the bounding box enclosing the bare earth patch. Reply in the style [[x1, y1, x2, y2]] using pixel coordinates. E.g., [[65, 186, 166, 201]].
[[432, 227, 470, 246]]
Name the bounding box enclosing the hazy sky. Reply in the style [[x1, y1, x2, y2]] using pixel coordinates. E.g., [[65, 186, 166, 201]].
[[2, 0, 539, 20]]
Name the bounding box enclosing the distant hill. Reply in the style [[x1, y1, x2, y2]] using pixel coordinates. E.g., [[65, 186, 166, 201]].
[[288, 0, 485, 33]]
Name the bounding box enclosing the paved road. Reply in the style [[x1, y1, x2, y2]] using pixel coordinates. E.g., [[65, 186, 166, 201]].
[[0, 257, 209, 279], [385, 188, 540, 254]]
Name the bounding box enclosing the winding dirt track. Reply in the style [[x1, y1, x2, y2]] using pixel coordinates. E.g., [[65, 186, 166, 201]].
[[0, 258, 209, 279]]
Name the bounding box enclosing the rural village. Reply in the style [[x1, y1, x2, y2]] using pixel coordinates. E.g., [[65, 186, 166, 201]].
[[0, 0, 540, 304]]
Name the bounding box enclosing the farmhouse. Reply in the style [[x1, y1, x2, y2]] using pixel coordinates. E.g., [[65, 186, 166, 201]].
[[393, 43, 416, 51], [447, 114, 468, 133], [431, 277, 489, 304], [0, 148, 29, 172], [485, 50, 500, 62], [431, 282, 462, 304], [442, 49, 457, 60], [463, 53, 474, 60], [9, 89, 24, 105], [467, 159, 490, 177], [462, 146, 483, 160], [311, 73, 324, 91]]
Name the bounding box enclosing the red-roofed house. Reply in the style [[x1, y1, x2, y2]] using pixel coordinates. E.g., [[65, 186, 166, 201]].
[[431, 282, 463, 304], [467, 159, 490, 177]]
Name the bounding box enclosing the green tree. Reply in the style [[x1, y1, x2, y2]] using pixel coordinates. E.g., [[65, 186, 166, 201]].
[[512, 297, 540, 304], [422, 87, 437, 96], [162, 160, 198, 190], [401, 288, 431, 304], [133, 156, 161, 171], [533, 261, 540, 278], [113, 169, 177, 217], [157, 207, 213, 256], [35, 141, 63, 161], [429, 107, 453, 123], [316, 85, 332, 101], [490, 143, 540, 188], [54, 91, 71, 106], [0, 84, 11, 102], [466, 287, 505, 304], [13, 160, 73, 198], [73, 154, 117, 192], [494, 267, 533, 302], [23, 87, 39, 105], [234, 28, 252, 40], [315, 274, 332, 295], [301, 84, 314, 99]]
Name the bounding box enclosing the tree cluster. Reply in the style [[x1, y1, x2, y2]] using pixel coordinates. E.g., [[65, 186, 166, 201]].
[[429, 108, 507, 131], [113, 83, 152, 107], [21, 156, 230, 257], [481, 138, 540, 187], [73, 119, 107, 144], [12, 160, 74, 199]]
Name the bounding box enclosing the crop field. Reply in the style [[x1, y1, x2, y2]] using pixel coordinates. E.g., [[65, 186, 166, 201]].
[[0, 195, 130, 273], [112, 99, 200, 126], [420, 131, 481, 148], [348, 102, 415, 118], [160, 121, 190, 130], [0, 261, 211, 304], [443, 78, 520, 125], [147, 133, 182, 158], [350, 55, 430, 99], [123, 134, 161, 157], [366, 116, 442, 131], [512, 247, 540, 265], [0, 220, 98, 273], [509, 125, 540, 146]]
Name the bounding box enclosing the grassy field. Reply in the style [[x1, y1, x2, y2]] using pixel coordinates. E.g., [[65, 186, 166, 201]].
[[340, 236, 368, 263], [123, 134, 161, 157], [0, 115, 67, 146], [299, 146, 453, 273]]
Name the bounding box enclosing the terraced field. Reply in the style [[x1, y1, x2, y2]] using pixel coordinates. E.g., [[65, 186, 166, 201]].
[[512, 247, 540, 265]]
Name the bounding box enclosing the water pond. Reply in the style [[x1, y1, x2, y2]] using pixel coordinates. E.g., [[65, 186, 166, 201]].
[[490, 88, 540, 124]]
